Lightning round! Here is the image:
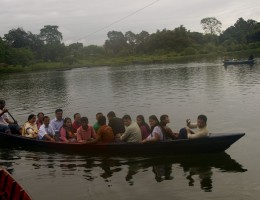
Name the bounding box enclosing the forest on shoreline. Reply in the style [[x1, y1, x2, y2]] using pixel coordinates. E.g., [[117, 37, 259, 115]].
[[0, 17, 260, 72]]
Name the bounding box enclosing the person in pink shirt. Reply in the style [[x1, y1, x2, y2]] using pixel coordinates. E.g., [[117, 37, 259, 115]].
[[36, 112, 44, 129], [59, 117, 76, 143], [76, 117, 96, 143]]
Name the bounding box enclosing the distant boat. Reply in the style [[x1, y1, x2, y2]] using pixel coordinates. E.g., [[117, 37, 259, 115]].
[[0, 131, 245, 156], [223, 59, 255, 65], [0, 168, 32, 200]]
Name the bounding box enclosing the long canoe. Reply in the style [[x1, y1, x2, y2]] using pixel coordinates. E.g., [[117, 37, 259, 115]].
[[0, 131, 245, 156], [223, 59, 255, 65], [0, 168, 32, 200]]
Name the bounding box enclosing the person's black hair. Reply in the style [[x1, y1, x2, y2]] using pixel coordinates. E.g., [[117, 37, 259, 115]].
[[28, 114, 36, 121], [80, 117, 88, 123], [98, 115, 106, 125], [107, 111, 116, 118], [73, 113, 80, 119], [122, 114, 131, 121], [198, 114, 207, 123], [55, 109, 63, 113], [37, 112, 44, 117], [149, 115, 159, 132], [0, 99, 5, 105], [43, 116, 49, 120], [160, 114, 168, 122]]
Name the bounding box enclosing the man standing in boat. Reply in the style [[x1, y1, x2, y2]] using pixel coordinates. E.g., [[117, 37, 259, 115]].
[[0, 99, 21, 134]]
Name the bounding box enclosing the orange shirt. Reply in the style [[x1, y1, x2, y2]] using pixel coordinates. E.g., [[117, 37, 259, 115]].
[[97, 125, 115, 143]]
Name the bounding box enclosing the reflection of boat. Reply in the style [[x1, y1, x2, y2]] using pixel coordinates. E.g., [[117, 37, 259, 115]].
[[0, 168, 32, 200], [223, 59, 255, 65], [0, 132, 245, 156]]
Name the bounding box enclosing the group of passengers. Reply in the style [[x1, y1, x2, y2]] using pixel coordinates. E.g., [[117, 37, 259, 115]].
[[0, 99, 209, 144]]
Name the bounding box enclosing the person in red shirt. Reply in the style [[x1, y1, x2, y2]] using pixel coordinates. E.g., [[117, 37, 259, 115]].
[[87, 116, 114, 144], [76, 117, 96, 143], [72, 113, 81, 132]]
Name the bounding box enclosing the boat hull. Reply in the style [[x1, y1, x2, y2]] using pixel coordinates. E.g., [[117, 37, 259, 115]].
[[0, 132, 245, 156], [0, 168, 32, 200]]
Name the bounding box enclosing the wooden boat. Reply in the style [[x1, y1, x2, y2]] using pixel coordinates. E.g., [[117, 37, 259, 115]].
[[0, 168, 32, 200], [223, 59, 255, 65], [0, 131, 245, 156]]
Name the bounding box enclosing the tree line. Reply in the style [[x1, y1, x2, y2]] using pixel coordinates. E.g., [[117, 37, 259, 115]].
[[0, 17, 259, 67]]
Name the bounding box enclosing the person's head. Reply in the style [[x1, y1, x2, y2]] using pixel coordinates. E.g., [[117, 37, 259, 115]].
[[80, 117, 89, 128], [55, 109, 63, 120], [28, 114, 36, 124], [0, 99, 6, 109], [43, 116, 50, 126], [197, 114, 207, 128], [37, 112, 44, 121], [63, 117, 72, 128], [149, 115, 159, 128], [96, 112, 103, 120], [107, 111, 116, 120], [122, 114, 132, 127], [160, 114, 170, 125], [73, 113, 81, 123], [98, 115, 106, 126], [136, 115, 145, 126]]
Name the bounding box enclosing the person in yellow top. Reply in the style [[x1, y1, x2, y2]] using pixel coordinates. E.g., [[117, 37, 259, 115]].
[[23, 114, 38, 138], [179, 114, 209, 139]]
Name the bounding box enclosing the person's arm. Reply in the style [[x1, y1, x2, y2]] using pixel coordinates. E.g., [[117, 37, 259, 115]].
[[187, 128, 208, 139], [120, 127, 130, 142], [59, 128, 69, 142], [43, 134, 55, 142], [91, 127, 96, 139]]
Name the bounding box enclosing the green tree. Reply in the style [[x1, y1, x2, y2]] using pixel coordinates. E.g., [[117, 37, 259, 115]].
[[201, 17, 222, 35], [40, 25, 63, 44], [4, 28, 30, 48], [104, 31, 127, 55], [5, 48, 34, 66]]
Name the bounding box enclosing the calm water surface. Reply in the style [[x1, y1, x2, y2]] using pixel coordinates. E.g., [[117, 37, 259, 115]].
[[1, 60, 260, 199]]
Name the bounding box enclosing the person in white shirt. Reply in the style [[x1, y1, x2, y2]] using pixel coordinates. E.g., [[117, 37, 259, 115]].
[[179, 114, 209, 139], [0, 99, 21, 134], [38, 116, 55, 141]]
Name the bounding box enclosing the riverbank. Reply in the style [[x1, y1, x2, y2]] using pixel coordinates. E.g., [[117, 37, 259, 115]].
[[1, 49, 259, 73]]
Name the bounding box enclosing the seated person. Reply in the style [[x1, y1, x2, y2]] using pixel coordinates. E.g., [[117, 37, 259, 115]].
[[142, 115, 164, 143], [179, 114, 209, 139], [38, 116, 55, 141], [50, 109, 64, 135], [36, 112, 44, 129], [23, 114, 38, 138], [59, 117, 76, 143], [93, 112, 103, 133], [120, 114, 141, 143], [136, 115, 150, 140], [76, 117, 96, 143], [0, 99, 21, 134], [107, 111, 125, 137], [72, 113, 81, 132], [160, 114, 178, 139], [87, 116, 114, 144]]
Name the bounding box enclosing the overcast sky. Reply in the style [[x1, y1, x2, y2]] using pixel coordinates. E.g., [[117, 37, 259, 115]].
[[1, 0, 259, 46]]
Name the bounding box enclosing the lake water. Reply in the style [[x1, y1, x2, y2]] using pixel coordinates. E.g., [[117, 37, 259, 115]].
[[0, 60, 260, 199]]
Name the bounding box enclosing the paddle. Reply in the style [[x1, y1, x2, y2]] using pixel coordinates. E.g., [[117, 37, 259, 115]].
[[7, 110, 18, 124]]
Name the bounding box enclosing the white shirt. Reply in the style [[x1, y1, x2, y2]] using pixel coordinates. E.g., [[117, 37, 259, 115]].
[[0, 110, 8, 125], [146, 126, 164, 141], [38, 124, 55, 140]]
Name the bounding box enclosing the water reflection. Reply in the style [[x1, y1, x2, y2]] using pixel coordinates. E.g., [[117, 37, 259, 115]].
[[0, 148, 246, 193]]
